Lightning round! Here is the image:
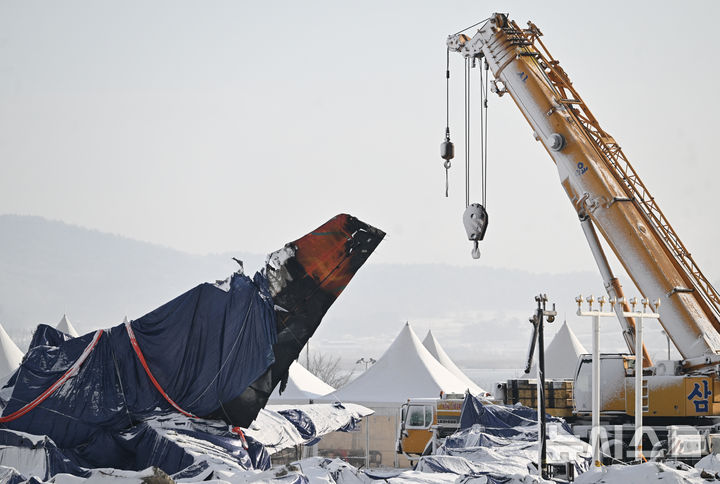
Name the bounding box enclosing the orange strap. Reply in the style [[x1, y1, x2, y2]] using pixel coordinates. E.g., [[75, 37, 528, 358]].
[[125, 322, 249, 448], [232, 426, 249, 449], [1, 324, 248, 449], [0, 330, 104, 423], [125, 321, 197, 418]]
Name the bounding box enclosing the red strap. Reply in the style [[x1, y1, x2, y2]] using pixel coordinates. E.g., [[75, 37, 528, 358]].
[[125, 321, 197, 419], [232, 426, 249, 449], [125, 322, 252, 444], [1, 323, 249, 445], [0, 329, 104, 423], [126, 323, 250, 443]]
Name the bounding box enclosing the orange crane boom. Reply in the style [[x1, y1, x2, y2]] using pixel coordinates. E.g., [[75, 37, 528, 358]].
[[448, 14, 720, 371]]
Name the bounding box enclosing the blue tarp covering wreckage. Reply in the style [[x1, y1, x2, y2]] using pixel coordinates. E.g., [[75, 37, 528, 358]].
[[457, 393, 572, 438], [0, 214, 384, 479], [414, 394, 589, 479]]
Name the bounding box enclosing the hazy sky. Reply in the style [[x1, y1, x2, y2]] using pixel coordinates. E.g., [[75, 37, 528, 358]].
[[2, 1, 719, 280]]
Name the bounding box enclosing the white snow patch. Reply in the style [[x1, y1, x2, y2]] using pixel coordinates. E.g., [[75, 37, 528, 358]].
[[695, 452, 720, 477], [575, 461, 706, 483], [244, 403, 372, 455], [244, 408, 305, 455]]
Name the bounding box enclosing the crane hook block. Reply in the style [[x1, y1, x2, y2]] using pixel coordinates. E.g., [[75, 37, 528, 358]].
[[463, 203, 488, 259]]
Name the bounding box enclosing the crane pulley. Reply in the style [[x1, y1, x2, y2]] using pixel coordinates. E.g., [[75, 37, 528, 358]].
[[463, 203, 488, 259], [441, 42, 491, 259]]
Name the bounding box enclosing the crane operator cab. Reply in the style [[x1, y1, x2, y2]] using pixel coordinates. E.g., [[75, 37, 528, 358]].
[[397, 395, 464, 459]]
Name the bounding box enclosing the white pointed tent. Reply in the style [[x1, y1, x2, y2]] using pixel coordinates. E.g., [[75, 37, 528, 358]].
[[268, 361, 335, 403], [56, 314, 79, 337], [324, 323, 477, 405], [422, 330, 487, 395], [0, 323, 24, 378], [531, 320, 587, 379]]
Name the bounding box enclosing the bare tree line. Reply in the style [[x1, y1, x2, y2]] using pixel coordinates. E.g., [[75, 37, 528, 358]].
[[301, 351, 355, 389]]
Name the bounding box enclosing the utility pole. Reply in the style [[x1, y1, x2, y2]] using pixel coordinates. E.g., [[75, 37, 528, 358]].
[[306, 340, 310, 369], [524, 294, 556, 479]]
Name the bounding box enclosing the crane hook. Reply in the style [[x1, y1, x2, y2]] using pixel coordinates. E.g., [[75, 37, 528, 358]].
[[471, 240, 481, 259], [463, 203, 488, 259]]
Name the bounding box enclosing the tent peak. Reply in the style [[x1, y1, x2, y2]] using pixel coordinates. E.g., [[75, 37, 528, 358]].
[[0, 322, 24, 377], [56, 314, 80, 337], [421, 330, 486, 396], [325, 322, 484, 404]]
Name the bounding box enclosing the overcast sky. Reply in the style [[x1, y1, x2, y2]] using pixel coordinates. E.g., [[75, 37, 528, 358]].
[[2, 1, 719, 281]]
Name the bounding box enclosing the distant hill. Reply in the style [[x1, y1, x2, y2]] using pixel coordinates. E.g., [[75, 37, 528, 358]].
[[0, 215, 264, 345], [0, 215, 647, 367]]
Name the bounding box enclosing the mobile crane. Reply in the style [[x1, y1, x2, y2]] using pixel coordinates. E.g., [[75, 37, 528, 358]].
[[446, 13, 720, 454]]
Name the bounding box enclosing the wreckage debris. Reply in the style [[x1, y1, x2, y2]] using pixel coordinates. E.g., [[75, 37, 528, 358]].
[[0, 213, 384, 475]]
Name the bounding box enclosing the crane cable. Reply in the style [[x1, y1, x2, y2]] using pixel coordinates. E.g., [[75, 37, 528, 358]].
[[461, 55, 491, 260], [464, 57, 489, 208], [464, 57, 471, 208], [444, 48, 452, 197], [452, 17, 491, 36], [481, 57, 489, 208]]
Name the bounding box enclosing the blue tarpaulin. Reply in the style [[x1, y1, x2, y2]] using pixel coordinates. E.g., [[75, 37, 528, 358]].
[[0, 272, 277, 474], [275, 404, 362, 448], [278, 408, 318, 440], [0, 466, 27, 484], [458, 393, 571, 437], [0, 214, 385, 481], [418, 394, 589, 479], [0, 429, 91, 480]]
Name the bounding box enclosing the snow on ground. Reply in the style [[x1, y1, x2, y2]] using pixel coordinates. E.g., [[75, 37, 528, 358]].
[[244, 408, 306, 455], [266, 404, 370, 437], [575, 461, 709, 483], [1, 399, 719, 483], [0, 465, 167, 484], [0, 404, 372, 484], [244, 404, 372, 455], [696, 453, 720, 478], [2, 448, 719, 483]]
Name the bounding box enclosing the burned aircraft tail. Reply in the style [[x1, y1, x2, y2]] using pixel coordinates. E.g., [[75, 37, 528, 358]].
[[206, 213, 385, 426]]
